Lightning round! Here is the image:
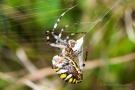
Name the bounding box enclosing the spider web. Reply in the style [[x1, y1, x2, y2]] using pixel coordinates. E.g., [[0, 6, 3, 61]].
[[0, 0, 119, 42], [0, 0, 119, 73], [75, 0, 120, 70], [0, 0, 122, 89]]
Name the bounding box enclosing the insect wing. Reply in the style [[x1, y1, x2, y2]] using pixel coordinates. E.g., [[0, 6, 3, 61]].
[[73, 37, 84, 70]]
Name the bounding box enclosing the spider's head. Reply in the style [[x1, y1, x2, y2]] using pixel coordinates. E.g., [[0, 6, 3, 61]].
[[68, 39, 76, 47]]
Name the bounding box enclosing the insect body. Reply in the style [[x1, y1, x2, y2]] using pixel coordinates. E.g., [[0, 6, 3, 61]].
[[52, 55, 83, 84]]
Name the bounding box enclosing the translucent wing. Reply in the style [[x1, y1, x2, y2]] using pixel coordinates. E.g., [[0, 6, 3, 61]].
[[73, 37, 84, 70]]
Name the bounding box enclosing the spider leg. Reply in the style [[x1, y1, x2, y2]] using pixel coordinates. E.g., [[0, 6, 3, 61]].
[[58, 23, 79, 39], [73, 50, 82, 58], [56, 22, 79, 44], [51, 4, 79, 38], [46, 31, 50, 45], [46, 30, 68, 46], [85, 51, 88, 61], [47, 4, 79, 46], [46, 31, 66, 48], [54, 56, 66, 66], [66, 50, 82, 60], [64, 32, 87, 42]]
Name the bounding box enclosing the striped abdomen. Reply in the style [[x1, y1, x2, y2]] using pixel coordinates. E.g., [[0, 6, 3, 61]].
[[53, 57, 83, 84]]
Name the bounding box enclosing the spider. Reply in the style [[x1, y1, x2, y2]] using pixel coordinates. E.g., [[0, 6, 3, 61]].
[[46, 4, 87, 84]]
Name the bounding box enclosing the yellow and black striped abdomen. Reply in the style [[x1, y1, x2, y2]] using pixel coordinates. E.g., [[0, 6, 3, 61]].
[[53, 58, 83, 84]]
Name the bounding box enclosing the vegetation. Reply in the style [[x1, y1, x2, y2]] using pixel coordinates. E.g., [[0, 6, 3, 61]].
[[0, 0, 135, 90]]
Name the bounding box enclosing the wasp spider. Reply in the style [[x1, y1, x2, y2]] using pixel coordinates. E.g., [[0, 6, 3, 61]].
[[46, 4, 86, 84]]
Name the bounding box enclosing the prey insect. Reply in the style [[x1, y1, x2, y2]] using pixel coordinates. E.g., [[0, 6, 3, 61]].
[[46, 4, 87, 84]]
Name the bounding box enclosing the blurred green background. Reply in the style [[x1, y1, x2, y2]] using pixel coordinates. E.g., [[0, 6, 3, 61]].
[[0, 0, 135, 90]]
